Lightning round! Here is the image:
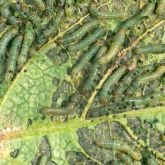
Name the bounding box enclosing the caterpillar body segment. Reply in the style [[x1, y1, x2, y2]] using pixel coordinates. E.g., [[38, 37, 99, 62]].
[[121, 89, 165, 105], [71, 42, 101, 78], [100, 66, 127, 102], [95, 139, 142, 161], [5, 35, 23, 82], [43, 9, 64, 38], [127, 65, 165, 96], [43, 93, 81, 116], [82, 45, 108, 93], [68, 28, 105, 52], [90, 4, 128, 19], [62, 19, 99, 44], [134, 44, 165, 54], [17, 22, 35, 69], [0, 1, 17, 25], [98, 29, 125, 65], [115, 65, 154, 96], [0, 27, 18, 82], [37, 9, 64, 46]]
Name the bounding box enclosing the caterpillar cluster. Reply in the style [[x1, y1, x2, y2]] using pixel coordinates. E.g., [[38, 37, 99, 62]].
[[42, 0, 165, 121], [2, 0, 165, 164]]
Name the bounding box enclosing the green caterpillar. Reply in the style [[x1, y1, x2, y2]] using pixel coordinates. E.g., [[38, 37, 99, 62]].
[[0, 1, 17, 24], [115, 65, 154, 96], [43, 9, 64, 38], [37, 9, 64, 46], [100, 65, 127, 103], [17, 22, 35, 69], [98, 0, 156, 65], [52, 80, 72, 103], [134, 44, 165, 54], [127, 65, 165, 96], [62, 19, 98, 44], [90, 2, 128, 19], [71, 42, 101, 78], [5, 35, 23, 82], [82, 45, 108, 93], [32, 0, 46, 11], [0, 27, 18, 82], [68, 28, 105, 52], [121, 89, 165, 105], [95, 139, 142, 161], [43, 93, 81, 116]]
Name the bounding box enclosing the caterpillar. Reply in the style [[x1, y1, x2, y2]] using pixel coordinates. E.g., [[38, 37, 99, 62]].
[[0, 1, 17, 25], [100, 65, 127, 103], [17, 22, 35, 69], [0, 27, 18, 82], [98, 0, 156, 65], [95, 139, 142, 161], [68, 28, 105, 52], [62, 19, 99, 44], [156, 0, 165, 16], [5, 35, 23, 82], [37, 9, 64, 46], [115, 65, 154, 96], [127, 65, 165, 96], [43, 93, 81, 116], [71, 42, 101, 78], [134, 44, 165, 54], [121, 89, 165, 105], [82, 45, 108, 93], [52, 80, 72, 103], [90, 2, 128, 19], [32, 0, 46, 11], [43, 9, 64, 38]]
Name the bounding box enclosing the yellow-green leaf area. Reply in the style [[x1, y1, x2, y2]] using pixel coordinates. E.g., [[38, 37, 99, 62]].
[[0, 54, 69, 129]]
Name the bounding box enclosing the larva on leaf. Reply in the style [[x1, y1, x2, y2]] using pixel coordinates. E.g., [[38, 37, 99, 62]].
[[71, 42, 101, 78], [100, 65, 127, 103], [17, 22, 35, 69], [5, 35, 23, 82], [134, 44, 165, 54], [68, 28, 105, 52], [82, 45, 108, 93], [62, 19, 98, 44], [90, 2, 128, 19], [0, 27, 18, 82], [122, 89, 165, 105], [127, 65, 165, 96], [95, 139, 142, 161], [115, 65, 154, 96]]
